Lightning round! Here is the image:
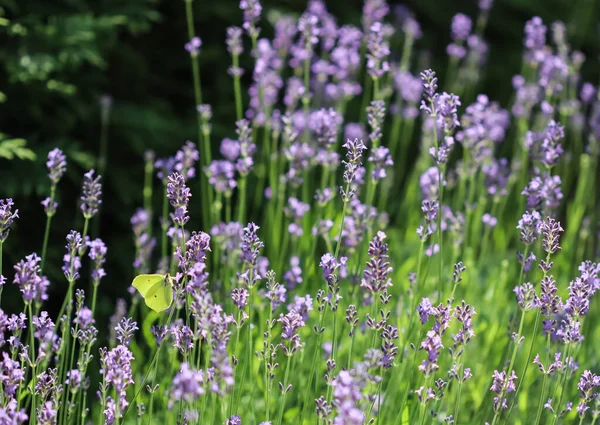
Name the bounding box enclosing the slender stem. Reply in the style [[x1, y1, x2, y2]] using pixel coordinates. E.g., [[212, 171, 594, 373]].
[[184, 0, 203, 105], [346, 331, 356, 370], [161, 183, 169, 260], [237, 176, 247, 223], [276, 352, 292, 425], [505, 310, 541, 422], [114, 387, 121, 425], [27, 303, 37, 425], [232, 54, 243, 122], [265, 309, 273, 422], [122, 306, 176, 421], [490, 309, 526, 425], [550, 343, 573, 425], [40, 185, 56, 273], [334, 184, 351, 259], [299, 308, 327, 424]]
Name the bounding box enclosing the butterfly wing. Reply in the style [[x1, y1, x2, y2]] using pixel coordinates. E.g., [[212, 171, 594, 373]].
[[132, 274, 171, 312], [132, 274, 163, 298], [163, 277, 174, 310]]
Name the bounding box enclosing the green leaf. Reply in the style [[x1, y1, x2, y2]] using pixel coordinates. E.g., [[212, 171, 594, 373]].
[[0, 138, 36, 161]]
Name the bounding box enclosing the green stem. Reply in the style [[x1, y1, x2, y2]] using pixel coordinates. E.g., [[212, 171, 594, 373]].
[[550, 343, 573, 425], [40, 186, 56, 273], [232, 54, 243, 122], [299, 309, 327, 424], [237, 176, 248, 223], [276, 352, 292, 425], [490, 309, 526, 425], [27, 303, 37, 425], [505, 310, 541, 423], [123, 306, 176, 421], [161, 183, 169, 260]]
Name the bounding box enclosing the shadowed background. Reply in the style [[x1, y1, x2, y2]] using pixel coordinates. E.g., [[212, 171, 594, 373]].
[[0, 0, 598, 316]]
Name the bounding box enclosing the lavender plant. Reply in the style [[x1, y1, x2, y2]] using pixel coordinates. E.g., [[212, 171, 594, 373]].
[[1, 2, 600, 425]]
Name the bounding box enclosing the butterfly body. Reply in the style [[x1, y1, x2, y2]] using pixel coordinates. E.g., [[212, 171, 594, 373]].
[[132, 273, 173, 312]]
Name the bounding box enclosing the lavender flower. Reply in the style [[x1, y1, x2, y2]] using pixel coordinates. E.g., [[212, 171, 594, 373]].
[[451, 13, 472, 41], [232, 288, 249, 309], [226, 26, 243, 58], [227, 416, 242, 425], [419, 330, 443, 374], [580, 82, 596, 104], [341, 138, 366, 202], [13, 253, 49, 304], [420, 69, 439, 115], [366, 22, 390, 79], [524, 17, 546, 65], [185, 37, 202, 56], [46, 148, 67, 185], [174, 141, 200, 181], [514, 282, 538, 310], [332, 370, 365, 425], [0, 198, 18, 243], [284, 197, 310, 237], [115, 318, 138, 345], [522, 173, 563, 216], [361, 231, 392, 294], [88, 238, 107, 282], [101, 345, 134, 420], [490, 370, 518, 411], [62, 231, 83, 282], [541, 217, 563, 255], [240, 0, 261, 38], [206, 160, 237, 194], [238, 223, 264, 288], [368, 147, 393, 180], [41, 198, 57, 216], [1, 351, 25, 397], [517, 211, 542, 245], [167, 172, 191, 226], [235, 119, 255, 175], [577, 370, 600, 418], [80, 169, 102, 219], [367, 100, 386, 142]]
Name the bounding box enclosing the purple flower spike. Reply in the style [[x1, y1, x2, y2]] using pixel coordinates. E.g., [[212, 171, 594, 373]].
[[88, 238, 107, 283], [206, 160, 237, 195], [227, 416, 242, 425], [13, 254, 49, 304], [367, 100, 386, 142], [517, 211, 542, 245], [174, 141, 200, 181], [366, 22, 390, 79], [185, 36, 202, 56], [541, 217, 563, 255], [240, 0, 262, 38], [524, 17, 547, 65], [46, 148, 67, 185], [341, 138, 367, 202], [361, 231, 392, 294], [80, 169, 102, 219], [167, 172, 191, 227], [226, 26, 244, 56], [41, 197, 58, 217], [0, 198, 19, 243], [490, 370, 518, 411], [451, 13, 472, 41], [368, 147, 393, 180]]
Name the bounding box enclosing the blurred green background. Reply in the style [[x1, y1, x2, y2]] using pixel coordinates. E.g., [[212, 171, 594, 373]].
[[0, 0, 598, 315]]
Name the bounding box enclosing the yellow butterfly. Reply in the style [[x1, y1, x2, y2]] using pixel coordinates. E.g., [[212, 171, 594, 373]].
[[132, 273, 173, 312]]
